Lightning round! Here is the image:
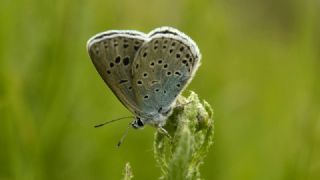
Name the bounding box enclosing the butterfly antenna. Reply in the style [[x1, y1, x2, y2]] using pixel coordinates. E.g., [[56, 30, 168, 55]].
[[94, 116, 134, 128], [117, 123, 131, 147]]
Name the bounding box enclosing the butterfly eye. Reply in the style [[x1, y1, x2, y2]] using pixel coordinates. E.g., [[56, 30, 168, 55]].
[[137, 118, 144, 127]]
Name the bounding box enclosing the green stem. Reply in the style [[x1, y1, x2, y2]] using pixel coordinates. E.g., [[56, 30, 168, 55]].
[[123, 92, 214, 179], [154, 91, 214, 180]]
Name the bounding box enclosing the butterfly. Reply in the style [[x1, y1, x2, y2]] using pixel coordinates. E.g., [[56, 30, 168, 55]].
[[87, 27, 201, 132]]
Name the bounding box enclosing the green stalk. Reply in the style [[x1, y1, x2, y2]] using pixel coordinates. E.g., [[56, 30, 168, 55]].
[[154, 92, 214, 180], [123, 92, 214, 180]]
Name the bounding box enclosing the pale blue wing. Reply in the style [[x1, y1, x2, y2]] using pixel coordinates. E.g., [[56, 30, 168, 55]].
[[132, 27, 201, 117]]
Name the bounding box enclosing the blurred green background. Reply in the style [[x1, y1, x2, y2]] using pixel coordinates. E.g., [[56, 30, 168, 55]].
[[1, 0, 319, 179]]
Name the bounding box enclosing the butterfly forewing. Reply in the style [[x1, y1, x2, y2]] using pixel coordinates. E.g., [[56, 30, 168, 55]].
[[132, 27, 201, 115], [87, 31, 147, 114]]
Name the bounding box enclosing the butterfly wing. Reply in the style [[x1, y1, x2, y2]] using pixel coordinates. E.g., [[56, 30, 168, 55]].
[[132, 27, 201, 116], [87, 30, 147, 114]]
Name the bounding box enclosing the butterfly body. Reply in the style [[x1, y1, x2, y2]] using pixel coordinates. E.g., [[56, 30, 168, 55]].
[[87, 27, 201, 129]]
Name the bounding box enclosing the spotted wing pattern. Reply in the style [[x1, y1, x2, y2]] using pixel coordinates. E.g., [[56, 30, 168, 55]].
[[131, 27, 201, 117], [87, 30, 147, 114]]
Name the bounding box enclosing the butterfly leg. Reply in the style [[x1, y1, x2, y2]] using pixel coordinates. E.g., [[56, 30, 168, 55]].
[[175, 101, 192, 110], [157, 126, 172, 140]]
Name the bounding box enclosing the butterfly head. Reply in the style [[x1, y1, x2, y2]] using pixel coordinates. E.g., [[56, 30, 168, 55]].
[[131, 117, 145, 129]]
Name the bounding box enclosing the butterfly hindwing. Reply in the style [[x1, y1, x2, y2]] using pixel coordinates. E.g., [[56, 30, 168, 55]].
[[87, 30, 147, 114], [132, 27, 201, 115]]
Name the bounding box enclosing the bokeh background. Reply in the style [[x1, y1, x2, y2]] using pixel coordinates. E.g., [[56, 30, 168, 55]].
[[1, 0, 319, 179]]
